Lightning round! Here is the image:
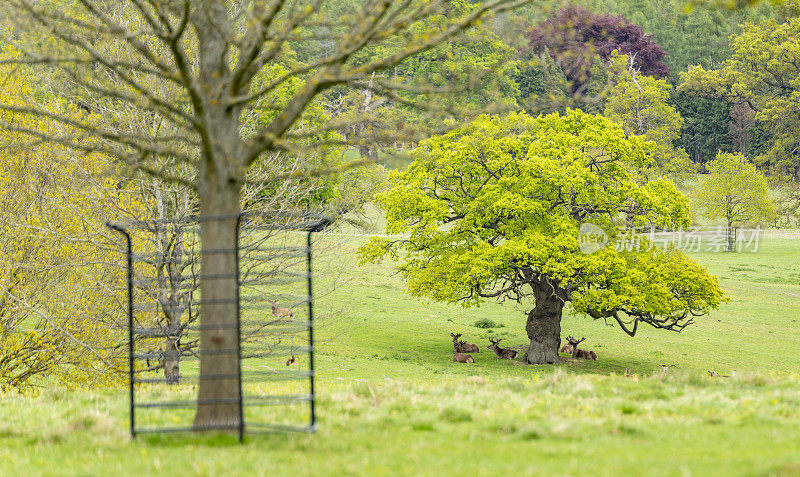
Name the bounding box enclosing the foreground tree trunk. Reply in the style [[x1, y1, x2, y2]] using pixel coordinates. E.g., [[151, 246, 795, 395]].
[[191, 1, 246, 431], [193, 179, 242, 430], [523, 279, 566, 364]]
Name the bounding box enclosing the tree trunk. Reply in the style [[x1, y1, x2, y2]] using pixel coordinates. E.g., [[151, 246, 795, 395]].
[[357, 144, 376, 159], [164, 342, 180, 385], [523, 279, 566, 364], [157, 203, 188, 386], [192, 180, 242, 431], [726, 222, 734, 252], [191, 0, 244, 430]]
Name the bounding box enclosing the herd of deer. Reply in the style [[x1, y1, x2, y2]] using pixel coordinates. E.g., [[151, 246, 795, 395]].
[[451, 333, 517, 362], [269, 303, 729, 378], [270, 301, 603, 366], [451, 332, 598, 363]]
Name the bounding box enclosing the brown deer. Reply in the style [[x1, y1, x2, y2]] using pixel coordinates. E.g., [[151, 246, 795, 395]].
[[450, 333, 479, 353], [269, 299, 294, 318], [659, 364, 676, 374], [565, 336, 597, 361], [487, 338, 518, 359], [453, 352, 475, 363], [559, 342, 574, 354]]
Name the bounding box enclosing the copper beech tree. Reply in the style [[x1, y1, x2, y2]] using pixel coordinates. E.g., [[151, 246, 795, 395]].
[[0, 0, 530, 429]]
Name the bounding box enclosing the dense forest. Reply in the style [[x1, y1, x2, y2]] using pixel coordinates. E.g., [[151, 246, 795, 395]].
[[308, 0, 800, 224], [278, 0, 789, 171], [330, 0, 798, 179]]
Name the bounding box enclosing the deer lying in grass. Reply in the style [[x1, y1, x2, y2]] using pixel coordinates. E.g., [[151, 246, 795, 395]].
[[450, 333, 479, 353], [453, 352, 475, 363], [269, 299, 294, 318], [565, 336, 597, 361], [487, 338, 518, 359], [559, 342, 574, 354], [624, 367, 638, 380]]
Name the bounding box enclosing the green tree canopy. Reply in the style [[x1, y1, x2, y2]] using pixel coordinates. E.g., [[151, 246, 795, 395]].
[[360, 110, 724, 364], [604, 53, 694, 183], [680, 18, 800, 178], [693, 152, 777, 251], [672, 90, 734, 165]]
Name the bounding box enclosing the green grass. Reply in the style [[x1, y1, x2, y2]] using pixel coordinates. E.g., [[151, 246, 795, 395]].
[[2, 223, 800, 476]]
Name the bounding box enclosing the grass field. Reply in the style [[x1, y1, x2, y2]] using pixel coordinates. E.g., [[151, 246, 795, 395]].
[[1, 219, 799, 476]]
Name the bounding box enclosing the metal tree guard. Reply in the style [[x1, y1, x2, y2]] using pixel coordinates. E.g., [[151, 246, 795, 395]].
[[108, 212, 329, 442]]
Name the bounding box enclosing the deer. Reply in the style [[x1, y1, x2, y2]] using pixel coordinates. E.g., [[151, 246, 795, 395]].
[[559, 342, 574, 354], [659, 364, 676, 374], [450, 333, 479, 353], [269, 299, 294, 318], [565, 336, 597, 361], [487, 338, 518, 359], [453, 352, 475, 363], [708, 370, 730, 378]]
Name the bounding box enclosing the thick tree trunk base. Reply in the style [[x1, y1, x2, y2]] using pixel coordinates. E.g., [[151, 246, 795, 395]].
[[192, 185, 242, 431], [524, 341, 561, 364], [193, 402, 241, 431], [523, 289, 564, 365]]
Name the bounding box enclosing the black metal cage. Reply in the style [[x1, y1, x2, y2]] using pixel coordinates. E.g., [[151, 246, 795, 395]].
[[108, 213, 328, 441]]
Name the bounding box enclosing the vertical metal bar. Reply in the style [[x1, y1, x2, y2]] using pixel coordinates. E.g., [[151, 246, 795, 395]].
[[306, 228, 316, 431], [235, 214, 244, 443], [107, 223, 135, 439]]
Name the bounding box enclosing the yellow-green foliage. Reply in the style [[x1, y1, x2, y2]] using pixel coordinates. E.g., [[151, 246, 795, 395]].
[[0, 49, 124, 391], [360, 110, 724, 333], [605, 52, 694, 183], [693, 152, 777, 228], [0, 329, 61, 392]]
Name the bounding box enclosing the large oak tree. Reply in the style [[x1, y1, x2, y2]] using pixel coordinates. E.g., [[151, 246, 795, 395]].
[[360, 110, 724, 363]]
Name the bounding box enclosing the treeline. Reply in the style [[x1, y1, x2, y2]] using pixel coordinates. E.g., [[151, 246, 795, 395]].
[[283, 0, 794, 172], [1, 0, 792, 170]]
